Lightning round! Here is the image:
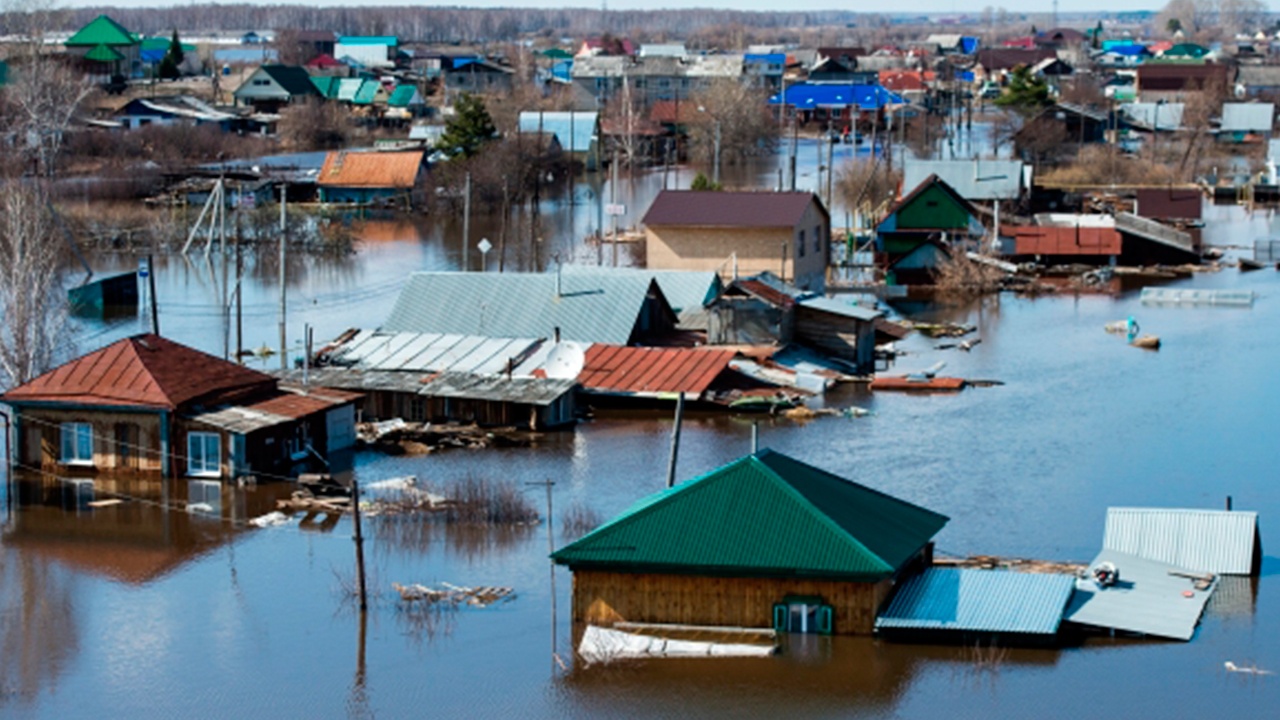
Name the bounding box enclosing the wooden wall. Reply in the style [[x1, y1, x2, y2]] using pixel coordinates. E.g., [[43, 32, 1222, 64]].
[[570, 570, 893, 635], [19, 408, 164, 476], [645, 215, 829, 293]]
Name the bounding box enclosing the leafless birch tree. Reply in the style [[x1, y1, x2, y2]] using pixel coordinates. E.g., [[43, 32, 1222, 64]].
[[0, 182, 69, 390]]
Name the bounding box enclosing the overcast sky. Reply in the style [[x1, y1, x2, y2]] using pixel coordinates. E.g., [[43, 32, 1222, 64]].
[[71, 0, 1171, 13]]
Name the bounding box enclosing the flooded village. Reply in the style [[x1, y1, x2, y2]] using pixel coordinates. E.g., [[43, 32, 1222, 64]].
[[2, 4, 1280, 718]]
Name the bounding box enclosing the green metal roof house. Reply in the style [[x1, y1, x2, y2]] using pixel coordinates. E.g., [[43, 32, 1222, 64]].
[[232, 65, 320, 111], [65, 15, 140, 77], [552, 449, 948, 635], [875, 174, 985, 285]]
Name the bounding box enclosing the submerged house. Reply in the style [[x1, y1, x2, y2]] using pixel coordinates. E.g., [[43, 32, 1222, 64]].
[[0, 334, 358, 481], [875, 175, 985, 284], [642, 190, 830, 292], [316, 150, 425, 205], [552, 449, 948, 635]]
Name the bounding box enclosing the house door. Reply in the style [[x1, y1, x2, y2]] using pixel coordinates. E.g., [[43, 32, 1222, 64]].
[[772, 601, 834, 635]]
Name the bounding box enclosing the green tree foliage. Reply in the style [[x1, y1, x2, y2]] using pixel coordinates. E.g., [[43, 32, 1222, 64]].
[[1166, 17, 1183, 33], [159, 29, 184, 80], [1092, 21, 1103, 49], [437, 93, 497, 159], [994, 65, 1052, 112], [690, 172, 722, 191]]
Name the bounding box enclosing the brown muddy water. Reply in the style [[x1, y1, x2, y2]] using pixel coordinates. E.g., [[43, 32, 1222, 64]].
[[3, 146, 1280, 717]]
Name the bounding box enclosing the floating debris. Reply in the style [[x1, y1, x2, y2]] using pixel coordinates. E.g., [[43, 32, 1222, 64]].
[[1140, 287, 1255, 307], [906, 322, 976, 338], [578, 625, 776, 665], [1225, 661, 1274, 675], [1131, 335, 1161, 350], [392, 582, 515, 607], [249, 511, 291, 528]]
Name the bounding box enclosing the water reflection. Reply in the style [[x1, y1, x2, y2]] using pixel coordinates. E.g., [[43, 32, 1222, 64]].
[[370, 516, 536, 563], [0, 550, 78, 709]]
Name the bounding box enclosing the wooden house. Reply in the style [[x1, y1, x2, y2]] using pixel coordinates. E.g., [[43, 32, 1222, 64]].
[[0, 334, 358, 481], [552, 449, 948, 635], [316, 150, 425, 206], [232, 64, 321, 112], [642, 190, 830, 292], [876, 175, 984, 285]]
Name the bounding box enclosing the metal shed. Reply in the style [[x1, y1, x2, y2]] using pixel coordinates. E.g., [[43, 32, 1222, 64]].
[[1103, 507, 1262, 576]]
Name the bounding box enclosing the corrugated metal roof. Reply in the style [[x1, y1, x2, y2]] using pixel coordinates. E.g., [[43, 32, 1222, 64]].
[[329, 331, 553, 375], [876, 568, 1075, 635], [579, 345, 735, 396], [1134, 188, 1203, 221], [417, 371, 576, 405], [552, 448, 948, 580], [1121, 102, 1185, 131], [559, 266, 721, 312], [66, 15, 135, 47], [317, 151, 423, 188], [1220, 102, 1274, 132], [797, 296, 882, 321], [1063, 549, 1216, 641], [1, 334, 274, 410], [517, 112, 598, 153], [643, 190, 819, 228], [381, 271, 674, 346], [903, 159, 1025, 201], [1005, 224, 1123, 256], [768, 83, 904, 110], [1103, 507, 1260, 575]]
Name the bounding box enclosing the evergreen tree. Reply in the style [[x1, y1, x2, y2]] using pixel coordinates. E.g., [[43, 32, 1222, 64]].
[[159, 29, 184, 80], [690, 172, 722, 191], [437, 93, 497, 159], [994, 65, 1052, 111]]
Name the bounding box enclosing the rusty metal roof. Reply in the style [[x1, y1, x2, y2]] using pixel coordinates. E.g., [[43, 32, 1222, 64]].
[[642, 190, 821, 228], [1135, 188, 1203, 221], [1, 334, 274, 410], [317, 150, 424, 188], [1006, 224, 1123, 256], [579, 345, 736, 396]]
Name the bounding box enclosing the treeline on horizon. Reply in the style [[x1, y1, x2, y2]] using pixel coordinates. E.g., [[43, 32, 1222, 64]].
[[46, 6, 869, 42]]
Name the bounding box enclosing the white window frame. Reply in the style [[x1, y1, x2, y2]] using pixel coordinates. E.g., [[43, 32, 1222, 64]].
[[60, 422, 94, 465], [187, 431, 222, 478]]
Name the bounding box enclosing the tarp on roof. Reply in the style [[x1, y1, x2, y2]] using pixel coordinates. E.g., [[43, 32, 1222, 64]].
[[1063, 549, 1216, 641], [876, 568, 1075, 636], [517, 111, 598, 153], [382, 271, 675, 346], [1103, 507, 1261, 575], [552, 448, 948, 580], [903, 159, 1025, 201]]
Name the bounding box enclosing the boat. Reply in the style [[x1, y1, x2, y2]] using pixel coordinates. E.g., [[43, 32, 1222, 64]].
[[1239, 258, 1264, 272], [870, 375, 967, 392]]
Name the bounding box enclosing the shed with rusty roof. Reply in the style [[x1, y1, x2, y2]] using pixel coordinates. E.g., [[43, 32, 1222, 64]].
[[642, 190, 830, 292], [0, 334, 357, 480], [317, 150, 425, 205], [552, 448, 948, 635]]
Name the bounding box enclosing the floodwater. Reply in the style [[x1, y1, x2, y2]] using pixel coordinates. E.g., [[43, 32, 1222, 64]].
[[3, 139, 1280, 718]]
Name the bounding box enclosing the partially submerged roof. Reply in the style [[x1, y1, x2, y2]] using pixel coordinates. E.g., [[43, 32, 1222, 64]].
[[1103, 507, 1261, 576], [1134, 188, 1203, 221], [796, 295, 882, 322], [1, 334, 274, 410], [552, 448, 948, 580], [903, 159, 1025, 201], [317, 151, 423, 188], [579, 345, 736, 397], [1005, 224, 1122, 256], [382, 271, 676, 346], [1063, 549, 1216, 641], [186, 387, 356, 434], [66, 15, 136, 47], [643, 190, 821, 229], [321, 329, 582, 378], [517, 111, 598, 153], [876, 568, 1076, 636]]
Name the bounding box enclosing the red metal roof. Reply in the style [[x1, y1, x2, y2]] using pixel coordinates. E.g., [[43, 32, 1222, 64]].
[[734, 279, 798, 308], [1, 334, 275, 410], [643, 190, 820, 228], [878, 70, 935, 92], [648, 100, 696, 124], [1005, 224, 1123, 256], [247, 387, 360, 419], [1135, 188, 1203, 220], [579, 345, 737, 395], [317, 150, 424, 188]]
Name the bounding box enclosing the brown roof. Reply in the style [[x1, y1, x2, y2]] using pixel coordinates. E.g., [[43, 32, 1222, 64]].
[[642, 190, 821, 228], [1005, 224, 1123, 256], [246, 386, 360, 419], [317, 150, 424, 188], [977, 48, 1057, 71], [1135, 188, 1203, 221], [648, 100, 696, 124], [817, 47, 868, 62], [1, 334, 274, 410], [579, 345, 736, 396], [1137, 63, 1231, 92]]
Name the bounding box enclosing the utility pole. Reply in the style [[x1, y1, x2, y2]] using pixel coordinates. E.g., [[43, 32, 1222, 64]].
[[148, 254, 160, 335], [712, 121, 721, 187], [826, 133, 835, 211], [665, 392, 685, 489], [351, 478, 368, 613], [235, 185, 243, 364], [279, 182, 287, 370], [610, 149, 619, 267], [789, 118, 798, 192], [462, 171, 472, 271]]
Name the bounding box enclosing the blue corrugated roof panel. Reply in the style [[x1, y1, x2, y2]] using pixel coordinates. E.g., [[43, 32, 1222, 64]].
[[1063, 549, 1216, 641], [1103, 507, 1261, 575], [517, 111, 598, 154], [876, 568, 1075, 635], [769, 83, 904, 110]]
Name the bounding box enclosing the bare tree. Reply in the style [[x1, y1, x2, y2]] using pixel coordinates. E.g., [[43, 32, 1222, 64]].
[[835, 158, 902, 217], [0, 182, 70, 390], [687, 79, 778, 168], [0, 0, 94, 178]]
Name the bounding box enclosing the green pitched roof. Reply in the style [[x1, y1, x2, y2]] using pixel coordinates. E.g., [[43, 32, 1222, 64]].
[[84, 43, 125, 63], [551, 449, 948, 580], [352, 79, 380, 105], [311, 76, 340, 98], [541, 47, 573, 59], [66, 15, 136, 47], [388, 84, 419, 107], [140, 37, 195, 53]]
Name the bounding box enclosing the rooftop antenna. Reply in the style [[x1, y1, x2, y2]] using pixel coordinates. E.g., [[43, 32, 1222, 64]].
[[1052, 0, 1059, 30]]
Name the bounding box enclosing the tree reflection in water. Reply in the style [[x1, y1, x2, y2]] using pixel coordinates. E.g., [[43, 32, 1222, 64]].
[[0, 549, 79, 708]]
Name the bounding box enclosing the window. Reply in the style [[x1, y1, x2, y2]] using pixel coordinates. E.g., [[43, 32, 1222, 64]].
[[772, 601, 833, 635], [797, 229, 806, 257], [63, 478, 94, 512], [60, 422, 93, 465], [188, 479, 222, 517], [815, 225, 823, 255], [187, 431, 221, 477]]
